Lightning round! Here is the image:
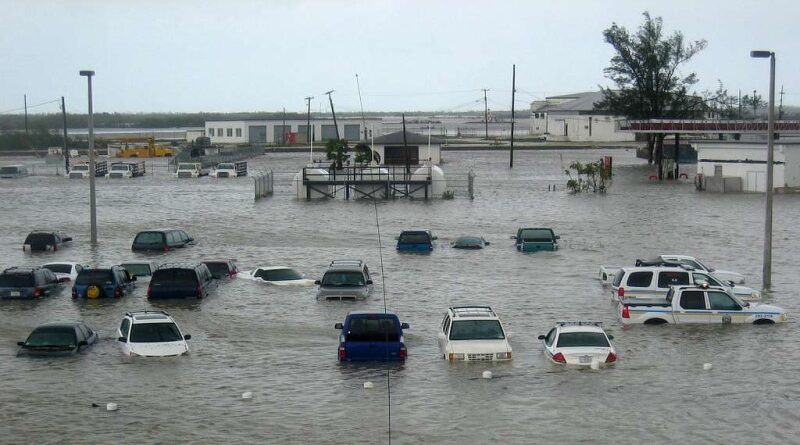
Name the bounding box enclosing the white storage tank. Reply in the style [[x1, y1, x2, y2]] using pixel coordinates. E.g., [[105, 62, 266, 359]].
[[352, 167, 390, 199], [410, 165, 446, 198], [293, 167, 331, 199]]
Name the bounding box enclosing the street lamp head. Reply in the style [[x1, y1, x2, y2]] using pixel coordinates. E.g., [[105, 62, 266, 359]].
[[79, 70, 95, 77], [750, 50, 773, 58]]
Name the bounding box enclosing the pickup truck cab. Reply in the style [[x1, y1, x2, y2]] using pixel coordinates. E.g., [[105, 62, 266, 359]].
[[106, 161, 145, 178], [316, 260, 373, 301], [599, 254, 745, 285], [68, 161, 108, 179], [211, 161, 247, 178], [396, 230, 435, 252], [175, 162, 206, 178], [513, 227, 559, 252], [335, 312, 408, 362], [610, 266, 760, 302], [619, 284, 787, 325], [438, 306, 512, 362]]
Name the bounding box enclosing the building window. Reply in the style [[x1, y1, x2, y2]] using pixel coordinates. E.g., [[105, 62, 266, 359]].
[[227, 128, 233, 137], [236, 128, 242, 137], [207, 128, 213, 136], [217, 128, 223, 137]]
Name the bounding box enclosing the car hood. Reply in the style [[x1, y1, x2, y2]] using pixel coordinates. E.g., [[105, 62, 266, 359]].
[[129, 341, 189, 357], [710, 270, 746, 284], [746, 303, 786, 315], [448, 339, 511, 354]]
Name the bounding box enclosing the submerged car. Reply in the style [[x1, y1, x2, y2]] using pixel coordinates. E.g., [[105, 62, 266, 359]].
[[201, 259, 238, 279], [239, 266, 316, 286], [117, 311, 191, 357], [17, 322, 97, 356], [131, 229, 195, 252], [538, 322, 617, 366], [72, 266, 136, 299], [335, 312, 409, 362], [316, 260, 373, 301], [396, 230, 435, 252], [23, 230, 72, 253], [513, 227, 559, 252], [0, 267, 62, 299], [451, 236, 490, 249], [147, 263, 215, 299], [437, 306, 512, 362], [120, 261, 158, 278], [42, 262, 87, 283]]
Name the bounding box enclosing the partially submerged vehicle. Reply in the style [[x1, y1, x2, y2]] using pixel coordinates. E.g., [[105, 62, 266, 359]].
[[451, 236, 489, 249], [335, 311, 409, 362], [513, 228, 559, 252], [396, 230, 435, 252], [240, 266, 316, 286], [17, 322, 98, 356]]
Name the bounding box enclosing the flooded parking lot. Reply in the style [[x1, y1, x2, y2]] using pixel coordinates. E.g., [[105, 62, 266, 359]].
[[1, 149, 799, 444]]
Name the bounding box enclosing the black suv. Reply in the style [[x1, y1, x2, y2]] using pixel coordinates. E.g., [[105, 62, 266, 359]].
[[148, 263, 214, 299], [23, 231, 72, 252], [202, 259, 238, 279], [0, 267, 62, 299], [131, 229, 195, 252]]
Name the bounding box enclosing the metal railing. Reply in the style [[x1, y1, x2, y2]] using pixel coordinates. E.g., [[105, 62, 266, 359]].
[[253, 171, 273, 200]]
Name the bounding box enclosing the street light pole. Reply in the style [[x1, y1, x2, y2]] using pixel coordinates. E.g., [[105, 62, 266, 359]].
[[79, 70, 97, 245], [750, 50, 775, 288]]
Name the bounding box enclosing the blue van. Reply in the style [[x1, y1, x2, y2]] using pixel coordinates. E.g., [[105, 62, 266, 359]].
[[72, 266, 135, 299], [396, 230, 435, 252], [335, 312, 409, 362]]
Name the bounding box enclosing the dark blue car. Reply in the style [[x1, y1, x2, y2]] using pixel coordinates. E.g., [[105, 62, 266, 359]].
[[335, 312, 408, 362], [396, 230, 435, 253], [72, 266, 135, 299]]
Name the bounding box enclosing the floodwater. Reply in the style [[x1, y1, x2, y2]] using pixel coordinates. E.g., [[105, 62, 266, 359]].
[[1, 149, 799, 444]]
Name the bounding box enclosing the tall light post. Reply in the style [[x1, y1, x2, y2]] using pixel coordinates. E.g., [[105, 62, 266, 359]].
[[750, 50, 775, 288], [79, 70, 97, 245]]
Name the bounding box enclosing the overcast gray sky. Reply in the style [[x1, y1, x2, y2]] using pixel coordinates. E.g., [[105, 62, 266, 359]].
[[2, 0, 797, 114]]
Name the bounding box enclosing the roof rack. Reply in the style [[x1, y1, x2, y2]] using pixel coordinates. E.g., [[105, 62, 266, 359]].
[[556, 321, 603, 327], [330, 259, 364, 267], [158, 262, 201, 269], [450, 306, 496, 318], [126, 309, 170, 317]]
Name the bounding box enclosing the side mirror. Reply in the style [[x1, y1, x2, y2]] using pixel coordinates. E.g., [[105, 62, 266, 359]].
[[726, 280, 735, 287], [17, 341, 25, 347], [607, 335, 614, 340], [334, 323, 343, 329], [537, 335, 545, 340], [117, 337, 126, 342], [184, 334, 191, 340], [78, 340, 88, 347], [314, 280, 321, 285], [510, 235, 517, 239], [132, 276, 138, 281], [484, 241, 491, 246], [401, 323, 409, 329], [366, 280, 373, 285], [63, 237, 73, 242], [555, 235, 561, 240], [431, 236, 438, 240]]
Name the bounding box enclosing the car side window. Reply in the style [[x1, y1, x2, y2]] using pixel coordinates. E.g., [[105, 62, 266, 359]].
[[180, 231, 190, 243], [679, 291, 707, 310], [77, 324, 91, 341], [545, 328, 557, 346], [120, 319, 131, 338], [708, 291, 741, 311], [626, 271, 653, 288], [657, 271, 689, 288], [442, 315, 451, 334], [74, 327, 85, 342]]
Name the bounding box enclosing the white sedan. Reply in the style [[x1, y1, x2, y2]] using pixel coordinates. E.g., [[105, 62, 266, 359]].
[[239, 266, 316, 286], [42, 262, 87, 283], [538, 322, 617, 367]]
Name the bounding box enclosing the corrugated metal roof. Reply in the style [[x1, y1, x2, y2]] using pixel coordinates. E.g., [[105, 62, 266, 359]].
[[372, 130, 445, 145], [531, 91, 606, 113]]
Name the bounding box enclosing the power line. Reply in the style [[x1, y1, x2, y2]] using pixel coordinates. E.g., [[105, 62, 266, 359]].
[[0, 98, 61, 114]]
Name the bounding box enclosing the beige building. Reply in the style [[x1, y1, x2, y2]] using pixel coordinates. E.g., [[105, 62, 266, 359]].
[[530, 91, 635, 142]]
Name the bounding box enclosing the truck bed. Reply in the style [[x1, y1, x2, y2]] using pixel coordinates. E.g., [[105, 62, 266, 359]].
[[619, 298, 671, 307]]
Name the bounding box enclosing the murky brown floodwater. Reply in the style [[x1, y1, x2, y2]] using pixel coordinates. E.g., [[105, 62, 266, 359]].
[[1, 149, 798, 444]]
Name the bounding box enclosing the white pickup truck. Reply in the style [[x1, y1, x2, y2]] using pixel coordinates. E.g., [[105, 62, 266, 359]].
[[106, 161, 145, 178], [68, 160, 108, 179], [599, 254, 745, 285], [619, 284, 786, 325], [174, 162, 208, 178], [211, 161, 247, 178]]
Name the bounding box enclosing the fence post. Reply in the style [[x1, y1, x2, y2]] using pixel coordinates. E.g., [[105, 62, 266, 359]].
[[468, 169, 475, 199]]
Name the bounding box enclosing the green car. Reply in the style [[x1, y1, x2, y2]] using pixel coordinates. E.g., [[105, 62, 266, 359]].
[[513, 228, 560, 252]]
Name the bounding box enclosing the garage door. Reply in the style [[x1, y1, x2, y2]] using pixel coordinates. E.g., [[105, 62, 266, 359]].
[[344, 124, 361, 140], [297, 125, 313, 143], [249, 126, 267, 144], [273, 125, 290, 144], [321, 125, 338, 140], [746, 171, 766, 192]]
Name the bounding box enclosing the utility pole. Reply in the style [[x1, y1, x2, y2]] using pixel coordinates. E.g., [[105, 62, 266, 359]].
[[282, 107, 286, 145], [753, 89, 758, 118], [61, 96, 69, 172], [305, 96, 314, 162], [325, 90, 340, 140], [356, 74, 367, 141], [402, 114, 409, 176], [482, 88, 489, 140], [79, 70, 97, 245], [779, 85, 785, 120], [510, 64, 516, 169], [738, 89, 742, 119], [24, 94, 29, 139]]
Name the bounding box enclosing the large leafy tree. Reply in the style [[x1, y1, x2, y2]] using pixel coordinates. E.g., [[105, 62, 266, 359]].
[[597, 12, 707, 177]]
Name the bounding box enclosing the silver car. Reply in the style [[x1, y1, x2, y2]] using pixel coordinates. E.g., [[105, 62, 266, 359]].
[[315, 260, 373, 301]]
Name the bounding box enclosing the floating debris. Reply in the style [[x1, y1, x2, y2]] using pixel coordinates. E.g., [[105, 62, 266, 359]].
[[241, 391, 253, 400], [106, 403, 118, 412], [703, 363, 713, 371], [363, 381, 374, 389], [482, 371, 493, 379]]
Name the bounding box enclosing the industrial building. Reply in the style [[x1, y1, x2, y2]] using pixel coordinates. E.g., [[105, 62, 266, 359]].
[[371, 130, 444, 165], [694, 141, 800, 192], [530, 91, 635, 142], [205, 118, 382, 145]]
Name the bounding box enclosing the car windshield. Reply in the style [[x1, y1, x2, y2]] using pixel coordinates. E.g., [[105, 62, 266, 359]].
[[256, 268, 303, 281], [399, 232, 430, 244], [0, 166, 20, 174], [122, 263, 151, 276], [111, 164, 129, 171], [72, 165, 88, 171], [218, 163, 233, 169], [44, 264, 72, 274], [345, 316, 400, 342], [518, 229, 554, 242], [153, 269, 197, 284], [449, 320, 505, 340], [25, 327, 76, 347], [76, 270, 114, 285], [178, 164, 194, 170], [556, 332, 610, 348], [0, 273, 35, 287], [134, 232, 163, 245], [321, 271, 365, 287], [129, 322, 183, 343]]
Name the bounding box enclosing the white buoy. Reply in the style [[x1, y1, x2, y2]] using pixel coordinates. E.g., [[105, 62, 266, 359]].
[[590, 359, 601, 370], [363, 381, 374, 389], [241, 391, 253, 400], [703, 363, 713, 371], [482, 370, 493, 379], [106, 403, 118, 412]]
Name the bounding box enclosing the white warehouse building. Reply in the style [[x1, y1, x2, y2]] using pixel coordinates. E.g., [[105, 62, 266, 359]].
[[205, 118, 383, 145], [530, 91, 635, 142], [695, 141, 800, 193]]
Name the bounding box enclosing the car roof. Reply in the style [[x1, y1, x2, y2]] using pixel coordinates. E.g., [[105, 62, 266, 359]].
[[621, 265, 692, 272], [121, 261, 156, 266], [448, 306, 499, 319], [35, 322, 83, 329], [43, 262, 82, 266], [399, 230, 430, 234], [202, 259, 234, 264], [557, 325, 606, 334], [347, 311, 398, 316], [326, 263, 366, 272], [127, 311, 174, 323], [2, 267, 38, 274]]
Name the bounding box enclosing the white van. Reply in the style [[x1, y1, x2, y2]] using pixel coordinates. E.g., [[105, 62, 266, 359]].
[[0, 165, 29, 178], [610, 266, 760, 302]]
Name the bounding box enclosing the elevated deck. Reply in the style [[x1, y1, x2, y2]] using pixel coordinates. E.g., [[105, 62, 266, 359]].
[[618, 119, 800, 134], [302, 165, 433, 199]]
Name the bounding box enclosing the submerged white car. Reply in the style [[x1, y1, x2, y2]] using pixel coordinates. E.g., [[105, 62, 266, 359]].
[[538, 322, 616, 366], [116, 311, 191, 357], [437, 306, 512, 362], [239, 266, 316, 286], [42, 262, 87, 283]]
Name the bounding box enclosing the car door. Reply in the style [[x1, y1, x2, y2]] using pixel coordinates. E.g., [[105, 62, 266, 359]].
[[707, 290, 743, 324], [543, 328, 557, 357], [675, 290, 710, 323], [118, 318, 131, 354], [437, 315, 451, 355]]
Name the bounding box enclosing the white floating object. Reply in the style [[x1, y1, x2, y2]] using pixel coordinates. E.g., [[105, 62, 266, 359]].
[[590, 359, 601, 370], [703, 363, 713, 371], [482, 370, 493, 379], [363, 381, 374, 389], [241, 391, 253, 399], [106, 403, 118, 411]]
